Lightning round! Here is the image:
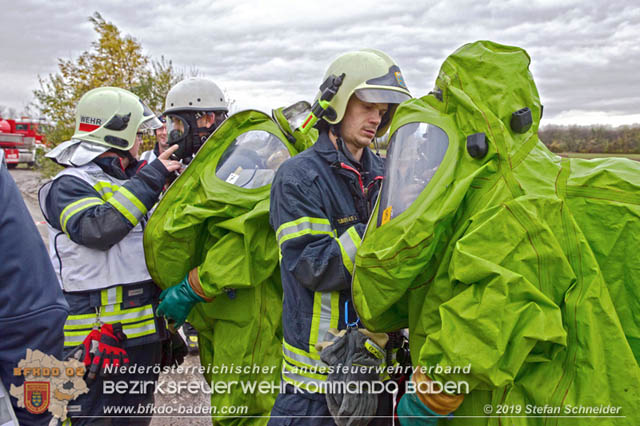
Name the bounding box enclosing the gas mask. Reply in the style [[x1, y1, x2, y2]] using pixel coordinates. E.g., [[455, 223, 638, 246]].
[[166, 112, 226, 163]]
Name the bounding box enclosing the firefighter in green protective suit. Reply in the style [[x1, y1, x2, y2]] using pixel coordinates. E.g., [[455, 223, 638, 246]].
[[144, 104, 316, 425], [351, 40, 640, 425]]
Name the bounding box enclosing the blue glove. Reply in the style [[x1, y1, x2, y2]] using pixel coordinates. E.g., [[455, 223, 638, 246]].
[[397, 391, 445, 426], [157, 275, 205, 327]]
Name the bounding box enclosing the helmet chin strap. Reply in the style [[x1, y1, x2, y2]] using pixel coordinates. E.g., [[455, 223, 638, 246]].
[[111, 148, 136, 165], [329, 123, 342, 139]]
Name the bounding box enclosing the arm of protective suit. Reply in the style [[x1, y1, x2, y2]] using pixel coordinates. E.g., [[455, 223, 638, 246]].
[[270, 173, 364, 292], [397, 371, 464, 425], [195, 198, 279, 298], [45, 159, 169, 250], [418, 200, 569, 391], [156, 269, 211, 327]]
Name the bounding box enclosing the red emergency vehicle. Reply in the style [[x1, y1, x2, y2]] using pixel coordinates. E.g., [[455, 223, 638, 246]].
[[0, 117, 49, 168]]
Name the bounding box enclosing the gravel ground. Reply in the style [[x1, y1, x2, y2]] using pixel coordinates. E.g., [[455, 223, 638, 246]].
[[150, 354, 212, 425], [9, 166, 214, 426]]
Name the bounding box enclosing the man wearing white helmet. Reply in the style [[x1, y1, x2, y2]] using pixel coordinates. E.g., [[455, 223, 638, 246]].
[[162, 77, 228, 164], [39, 87, 181, 424], [268, 49, 411, 424]]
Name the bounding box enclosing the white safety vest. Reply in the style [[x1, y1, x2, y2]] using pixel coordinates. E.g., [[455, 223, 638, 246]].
[[39, 163, 151, 292]]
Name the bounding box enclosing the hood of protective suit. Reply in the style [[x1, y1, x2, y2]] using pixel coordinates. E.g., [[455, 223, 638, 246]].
[[144, 108, 316, 420], [353, 41, 545, 331], [145, 109, 301, 293], [352, 40, 640, 422]]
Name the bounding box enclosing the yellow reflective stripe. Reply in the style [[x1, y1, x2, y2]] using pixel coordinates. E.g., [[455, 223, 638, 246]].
[[59, 197, 104, 234], [64, 305, 155, 329], [100, 286, 123, 308], [309, 292, 323, 353], [330, 292, 340, 330], [308, 291, 340, 353], [93, 181, 120, 199], [100, 305, 154, 322], [63, 318, 156, 346], [282, 345, 328, 371], [282, 360, 328, 393], [276, 217, 334, 246], [118, 186, 148, 216], [336, 226, 361, 273], [64, 323, 155, 345], [282, 373, 326, 393], [107, 195, 138, 225], [282, 352, 326, 374], [283, 341, 321, 361], [122, 320, 156, 338], [347, 225, 362, 247]]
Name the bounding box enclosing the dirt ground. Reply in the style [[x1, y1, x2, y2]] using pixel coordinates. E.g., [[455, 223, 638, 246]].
[[9, 166, 214, 425]]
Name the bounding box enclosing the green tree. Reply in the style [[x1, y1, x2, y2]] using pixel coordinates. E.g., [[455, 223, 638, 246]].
[[33, 12, 182, 147]]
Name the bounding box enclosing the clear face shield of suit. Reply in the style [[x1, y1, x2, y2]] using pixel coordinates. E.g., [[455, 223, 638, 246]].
[[377, 122, 449, 226], [215, 130, 291, 189]]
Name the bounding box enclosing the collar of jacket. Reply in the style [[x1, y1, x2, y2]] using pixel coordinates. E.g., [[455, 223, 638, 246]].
[[313, 131, 380, 176], [93, 155, 144, 180]]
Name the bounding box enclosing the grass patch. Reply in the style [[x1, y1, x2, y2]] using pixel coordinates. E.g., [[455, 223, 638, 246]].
[[558, 152, 640, 161]]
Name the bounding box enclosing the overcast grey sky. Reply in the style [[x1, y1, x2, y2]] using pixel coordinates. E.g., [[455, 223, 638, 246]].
[[1, 0, 639, 126]]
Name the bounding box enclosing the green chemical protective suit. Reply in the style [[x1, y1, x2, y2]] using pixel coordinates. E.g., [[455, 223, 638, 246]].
[[144, 107, 316, 425], [352, 40, 640, 425]]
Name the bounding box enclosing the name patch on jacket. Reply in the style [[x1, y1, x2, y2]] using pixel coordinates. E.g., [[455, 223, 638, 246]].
[[336, 215, 358, 225]]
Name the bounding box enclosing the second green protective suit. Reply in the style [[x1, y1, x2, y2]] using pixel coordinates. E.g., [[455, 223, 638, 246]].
[[352, 40, 640, 425], [144, 109, 315, 425]]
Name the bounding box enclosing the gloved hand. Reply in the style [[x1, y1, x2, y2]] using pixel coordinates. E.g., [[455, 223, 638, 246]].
[[397, 370, 464, 426], [68, 328, 102, 367], [317, 328, 389, 426], [157, 275, 205, 328], [161, 329, 189, 368], [87, 323, 129, 383], [397, 391, 442, 426]]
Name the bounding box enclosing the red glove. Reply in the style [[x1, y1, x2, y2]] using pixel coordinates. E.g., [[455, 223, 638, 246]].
[[88, 323, 129, 381], [67, 329, 101, 367]]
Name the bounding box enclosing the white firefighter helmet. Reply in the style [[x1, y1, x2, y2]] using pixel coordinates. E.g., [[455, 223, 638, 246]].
[[47, 87, 161, 166], [317, 49, 411, 137], [72, 86, 161, 150], [164, 78, 228, 115]]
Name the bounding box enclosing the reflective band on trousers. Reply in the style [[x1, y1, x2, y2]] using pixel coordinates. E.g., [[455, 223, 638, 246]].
[[64, 320, 156, 347], [63, 304, 156, 347]]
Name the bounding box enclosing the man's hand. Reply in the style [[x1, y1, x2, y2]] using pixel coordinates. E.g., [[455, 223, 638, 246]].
[[157, 144, 181, 173], [157, 275, 205, 328]]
